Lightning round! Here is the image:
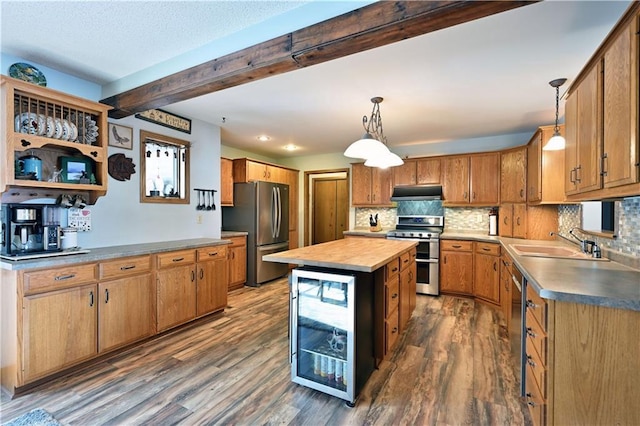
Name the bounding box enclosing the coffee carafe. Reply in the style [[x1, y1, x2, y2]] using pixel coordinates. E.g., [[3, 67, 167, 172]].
[[1, 204, 61, 257]]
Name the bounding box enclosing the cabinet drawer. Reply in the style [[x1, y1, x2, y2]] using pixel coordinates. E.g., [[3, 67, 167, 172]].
[[196, 246, 227, 262], [385, 276, 400, 318], [475, 242, 501, 256], [525, 367, 547, 426], [441, 240, 473, 251], [385, 308, 400, 354], [385, 258, 400, 280], [156, 250, 196, 269], [226, 236, 246, 247], [526, 308, 547, 365], [23, 263, 97, 295], [399, 249, 414, 270], [526, 338, 548, 400], [99, 255, 151, 280], [526, 285, 548, 331]]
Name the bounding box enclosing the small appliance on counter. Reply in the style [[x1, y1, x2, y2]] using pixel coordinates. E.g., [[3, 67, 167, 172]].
[[489, 207, 498, 236], [1, 203, 61, 258]]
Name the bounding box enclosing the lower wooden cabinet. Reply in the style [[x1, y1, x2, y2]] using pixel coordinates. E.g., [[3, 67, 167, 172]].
[[473, 242, 501, 305], [22, 284, 98, 383], [156, 251, 197, 332], [196, 246, 228, 316], [227, 236, 247, 290], [440, 240, 474, 295], [399, 248, 417, 333]]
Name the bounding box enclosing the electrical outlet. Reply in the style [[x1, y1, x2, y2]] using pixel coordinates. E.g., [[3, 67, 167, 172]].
[[196, 214, 203, 224]]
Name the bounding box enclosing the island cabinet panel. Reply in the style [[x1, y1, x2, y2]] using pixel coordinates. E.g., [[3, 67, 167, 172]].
[[501, 147, 527, 203], [383, 258, 400, 357], [473, 242, 500, 306], [440, 240, 473, 295], [399, 248, 416, 333], [22, 284, 98, 384]]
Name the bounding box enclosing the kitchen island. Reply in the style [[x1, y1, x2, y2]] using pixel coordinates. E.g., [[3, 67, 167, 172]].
[[264, 238, 418, 360]]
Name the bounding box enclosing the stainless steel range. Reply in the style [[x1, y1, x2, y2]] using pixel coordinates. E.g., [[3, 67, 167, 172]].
[[387, 215, 443, 296]]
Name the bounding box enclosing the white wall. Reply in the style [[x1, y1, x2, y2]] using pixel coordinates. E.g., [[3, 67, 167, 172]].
[[2, 55, 223, 249]]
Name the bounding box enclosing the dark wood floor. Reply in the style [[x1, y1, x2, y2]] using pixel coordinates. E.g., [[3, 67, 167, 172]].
[[1, 277, 532, 425]]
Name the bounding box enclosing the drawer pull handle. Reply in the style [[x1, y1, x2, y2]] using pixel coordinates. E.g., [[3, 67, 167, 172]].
[[526, 327, 537, 338], [493, 262, 497, 271], [55, 274, 76, 281], [392, 293, 398, 299], [392, 327, 398, 334], [392, 267, 398, 272], [191, 271, 196, 282], [452, 244, 462, 249], [199, 269, 204, 280], [208, 252, 218, 257], [172, 257, 185, 262], [526, 300, 538, 309], [120, 265, 136, 270], [482, 247, 490, 251], [89, 291, 94, 307], [105, 289, 110, 304]]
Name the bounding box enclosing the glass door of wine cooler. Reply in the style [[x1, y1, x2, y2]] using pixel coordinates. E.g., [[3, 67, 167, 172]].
[[290, 268, 355, 403]]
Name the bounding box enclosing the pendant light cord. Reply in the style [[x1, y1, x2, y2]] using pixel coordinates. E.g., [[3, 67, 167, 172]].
[[554, 85, 560, 133]]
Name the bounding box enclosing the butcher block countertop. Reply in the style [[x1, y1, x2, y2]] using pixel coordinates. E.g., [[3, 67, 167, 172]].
[[263, 238, 417, 272]]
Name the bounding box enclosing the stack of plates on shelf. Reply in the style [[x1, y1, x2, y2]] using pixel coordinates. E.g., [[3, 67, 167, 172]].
[[14, 113, 79, 142], [69, 113, 98, 145]]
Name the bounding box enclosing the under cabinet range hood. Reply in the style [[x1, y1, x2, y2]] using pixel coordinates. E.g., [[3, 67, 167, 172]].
[[390, 185, 443, 201]]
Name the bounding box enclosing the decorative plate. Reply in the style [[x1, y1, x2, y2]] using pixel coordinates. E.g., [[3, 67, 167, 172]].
[[14, 112, 39, 134], [8, 62, 47, 87]]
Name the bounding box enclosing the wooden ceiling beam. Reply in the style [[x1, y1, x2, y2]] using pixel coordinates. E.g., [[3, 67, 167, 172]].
[[102, 0, 538, 118]]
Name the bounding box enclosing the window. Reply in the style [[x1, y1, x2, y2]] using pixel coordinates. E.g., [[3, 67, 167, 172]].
[[140, 130, 190, 204], [581, 201, 616, 237]]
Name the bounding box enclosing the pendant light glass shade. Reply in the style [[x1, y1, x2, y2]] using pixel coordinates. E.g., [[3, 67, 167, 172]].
[[543, 78, 567, 151], [343, 133, 390, 159], [364, 151, 404, 169]]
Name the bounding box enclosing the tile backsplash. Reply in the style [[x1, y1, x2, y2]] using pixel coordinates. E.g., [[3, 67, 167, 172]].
[[558, 197, 640, 259], [443, 207, 493, 232]]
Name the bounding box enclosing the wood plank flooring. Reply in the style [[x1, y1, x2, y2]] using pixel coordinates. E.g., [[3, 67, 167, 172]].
[[0, 278, 532, 425]]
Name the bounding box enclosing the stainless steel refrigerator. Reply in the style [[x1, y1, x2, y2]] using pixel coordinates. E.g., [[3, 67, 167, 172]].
[[222, 181, 289, 286]]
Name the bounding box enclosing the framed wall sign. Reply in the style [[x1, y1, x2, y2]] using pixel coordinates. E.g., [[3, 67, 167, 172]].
[[108, 123, 133, 149], [135, 109, 192, 134]]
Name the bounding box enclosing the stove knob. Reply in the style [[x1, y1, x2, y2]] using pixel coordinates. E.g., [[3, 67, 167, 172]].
[[409, 232, 414, 238], [417, 233, 423, 238]]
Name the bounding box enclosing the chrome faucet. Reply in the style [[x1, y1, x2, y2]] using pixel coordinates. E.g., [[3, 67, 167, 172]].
[[549, 231, 580, 247], [550, 229, 601, 257]]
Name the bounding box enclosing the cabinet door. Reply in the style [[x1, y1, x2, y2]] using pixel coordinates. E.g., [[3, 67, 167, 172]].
[[228, 239, 247, 290], [440, 251, 473, 295], [98, 274, 154, 353], [22, 284, 97, 382], [443, 156, 470, 203], [499, 204, 513, 237], [220, 158, 234, 206], [603, 17, 639, 188], [512, 203, 527, 239], [474, 253, 500, 305], [471, 153, 500, 205], [565, 92, 579, 194], [393, 160, 417, 186], [576, 65, 603, 193], [371, 167, 393, 206], [246, 161, 269, 181], [501, 148, 527, 203], [287, 169, 299, 232], [197, 258, 228, 316], [157, 265, 196, 332], [527, 130, 542, 202], [416, 158, 441, 184], [351, 163, 372, 205], [399, 266, 411, 332], [500, 254, 512, 332]]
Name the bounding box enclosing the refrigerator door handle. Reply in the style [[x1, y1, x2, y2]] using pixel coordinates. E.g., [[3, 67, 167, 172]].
[[271, 187, 277, 238], [276, 187, 282, 238]]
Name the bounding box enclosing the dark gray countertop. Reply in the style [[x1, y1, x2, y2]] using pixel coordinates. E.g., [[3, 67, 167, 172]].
[[1, 238, 230, 271], [221, 231, 249, 238], [441, 232, 640, 311]]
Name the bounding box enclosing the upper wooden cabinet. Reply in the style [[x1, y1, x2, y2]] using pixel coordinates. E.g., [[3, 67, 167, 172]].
[[527, 125, 566, 204], [393, 160, 417, 186], [443, 153, 499, 205], [232, 158, 294, 184], [565, 4, 639, 199], [0, 76, 111, 204], [392, 158, 441, 186], [501, 147, 527, 203], [220, 157, 234, 206], [351, 162, 393, 206]]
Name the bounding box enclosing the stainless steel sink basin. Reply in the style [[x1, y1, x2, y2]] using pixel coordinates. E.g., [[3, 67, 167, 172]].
[[509, 244, 608, 261]]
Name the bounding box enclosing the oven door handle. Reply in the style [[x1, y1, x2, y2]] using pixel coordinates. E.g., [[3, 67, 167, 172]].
[[415, 258, 439, 263]]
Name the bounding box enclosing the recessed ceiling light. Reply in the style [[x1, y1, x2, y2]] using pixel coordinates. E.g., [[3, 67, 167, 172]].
[[257, 135, 271, 142], [284, 144, 297, 151]]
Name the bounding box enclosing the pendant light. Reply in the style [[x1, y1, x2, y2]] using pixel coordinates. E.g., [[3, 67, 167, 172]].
[[344, 97, 403, 168], [543, 78, 567, 151]]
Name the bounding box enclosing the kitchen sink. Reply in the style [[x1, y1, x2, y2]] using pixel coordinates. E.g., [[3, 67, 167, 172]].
[[509, 244, 608, 261]]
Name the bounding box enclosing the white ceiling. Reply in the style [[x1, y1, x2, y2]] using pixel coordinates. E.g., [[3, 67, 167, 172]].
[[1, 1, 632, 160]]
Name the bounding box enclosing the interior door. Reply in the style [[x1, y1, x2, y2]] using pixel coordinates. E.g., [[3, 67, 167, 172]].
[[313, 178, 348, 244]]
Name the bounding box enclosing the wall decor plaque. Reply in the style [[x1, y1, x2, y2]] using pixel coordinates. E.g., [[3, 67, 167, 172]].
[[108, 153, 136, 181], [135, 108, 191, 134]]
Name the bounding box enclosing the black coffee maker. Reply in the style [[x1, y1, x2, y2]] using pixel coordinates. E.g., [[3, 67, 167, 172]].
[[1, 204, 61, 257]]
